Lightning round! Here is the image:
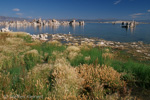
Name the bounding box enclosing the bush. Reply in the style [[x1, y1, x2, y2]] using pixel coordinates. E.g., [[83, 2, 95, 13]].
[[49, 58, 82, 99], [24, 49, 41, 71], [76, 64, 126, 99]]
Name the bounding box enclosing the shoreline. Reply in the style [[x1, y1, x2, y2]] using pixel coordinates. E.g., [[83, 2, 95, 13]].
[[1, 21, 150, 44], [1, 31, 150, 61], [30, 33, 150, 61]]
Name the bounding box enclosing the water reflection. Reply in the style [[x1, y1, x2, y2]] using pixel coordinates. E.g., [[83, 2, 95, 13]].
[[37, 25, 42, 32], [43, 25, 46, 31], [8, 23, 136, 35], [1, 23, 150, 43], [33, 24, 37, 31], [70, 25, 76, 33], [23, 25, 28, 30], [130, 27, 135, 34], [80, 25, 84, 34], [52, 25, 59, 31]]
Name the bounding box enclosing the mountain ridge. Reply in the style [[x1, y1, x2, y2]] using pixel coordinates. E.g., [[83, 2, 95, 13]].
[[0, 16, 150, 23]]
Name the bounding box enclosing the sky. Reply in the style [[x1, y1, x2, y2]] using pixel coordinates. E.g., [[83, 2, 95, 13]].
[[0, 0, 150, 20]]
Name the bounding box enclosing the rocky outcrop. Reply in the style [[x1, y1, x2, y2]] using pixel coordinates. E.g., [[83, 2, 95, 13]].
[[70, 20, 80, 25], [61, 21, 69, 25], [28, 32, 150, 61], [52, 19, 60, 25], [43, 33, 150, 61], [79, 21, 85, 25], [121, 20, 136, 28], [37, 18, 42, 24], [31, 33, 48, 41], [0, 26, 10, 32], [69, 20, 85, 26], [0, 18, 85, 28]]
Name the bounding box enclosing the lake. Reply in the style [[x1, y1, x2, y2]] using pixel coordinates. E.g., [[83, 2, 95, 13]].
[[1, 23, 150, 43]]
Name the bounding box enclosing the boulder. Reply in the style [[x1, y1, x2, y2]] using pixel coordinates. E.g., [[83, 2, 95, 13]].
[[0, 27, 10, 32]]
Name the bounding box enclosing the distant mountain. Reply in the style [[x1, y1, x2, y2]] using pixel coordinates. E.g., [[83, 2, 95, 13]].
[[56, 18, 119, 22], [0, 16, 119, 22], [83, 18, 119, 23], [0, 16, 31, 21], [0, 16, 150, 23], [137, 19, 150, 23]]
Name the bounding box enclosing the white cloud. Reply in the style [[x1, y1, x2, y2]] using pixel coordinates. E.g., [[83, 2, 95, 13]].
[[148, 9, 150, 12], [114, 0, 122, 5], [13, 8, 20, 11], [130, 13, 145, 18], [16, 13, 23, 16], [27, 16, 32, 18]]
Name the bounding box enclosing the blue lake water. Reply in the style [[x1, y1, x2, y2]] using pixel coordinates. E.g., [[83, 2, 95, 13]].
[[1, 23, 150, 43]]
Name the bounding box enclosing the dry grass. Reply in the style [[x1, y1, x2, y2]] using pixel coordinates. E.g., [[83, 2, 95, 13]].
[[25, 49, 39, 55], [49, 58, 83, 99], [79, 45, 91, 51], [81, 41, 88, 46], [68, 51, 79, 60], [102, 48, 114, 59], [0, 45, 30, 54], [99, 65, 126, 89], [52, 51, 64, 58], [3, 64, 50, 98], [105, 92, 135, 100], [104, 48, 110, 52], [28, 63, 51, 75], [84, 56, 91, 61], [87, 42, 94, 47], [76, 64, 127, 99], [48, 51, 64, 64], [66, 46, 80, 52], [24, 40, 41, 46], [102, 53, 114, 59], [76, 64, 105, 99], [0, 43, 30, 70], [0, 32, 146, 99], [24, 49, 41, 70], [0, 32, 30, 37], [65, 46, 82, 61], [0, 33, 9, 45], [48, 40, 62, 46], [0, 32, 31, 64], [0, 31, 32, 69], [0, 53, 10, 69], [6, 37, 24, 45]]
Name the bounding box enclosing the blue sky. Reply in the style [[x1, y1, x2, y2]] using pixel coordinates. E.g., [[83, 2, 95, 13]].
[[0, 0, 150, 20]]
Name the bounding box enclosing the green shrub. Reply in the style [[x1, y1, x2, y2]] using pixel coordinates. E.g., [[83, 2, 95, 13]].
[[110, 60, 150, 88], [32, 43, 66, 62], [70, 47, 103, 66], [24, 49, 40, 71]]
